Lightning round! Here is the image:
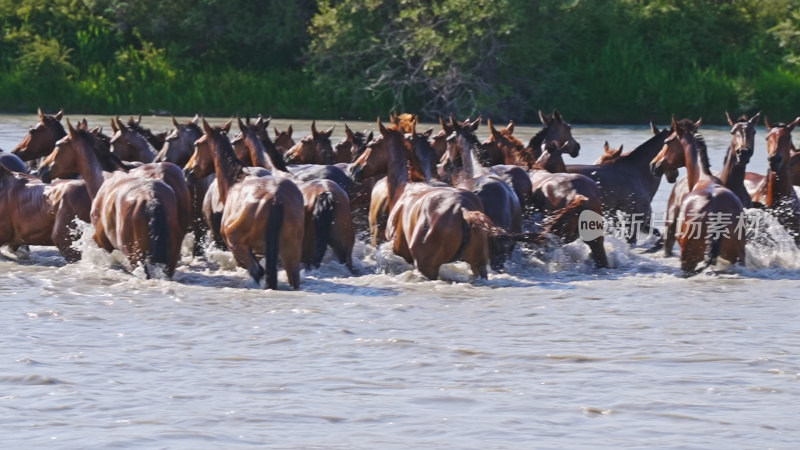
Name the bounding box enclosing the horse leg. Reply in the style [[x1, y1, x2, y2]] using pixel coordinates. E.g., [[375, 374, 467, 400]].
[[230, 244, 265, 285], [663, 220, 677, 257], [679, 237, 705, 276], [52, 210, 81, 263], [586, 236, 608, 268], [720, 236, 746, 266]]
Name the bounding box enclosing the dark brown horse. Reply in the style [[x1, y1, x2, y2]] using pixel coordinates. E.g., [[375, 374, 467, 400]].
[[0, 150, 28, 173], [441, 116, 522, 271], [40, 120, 183, 277], [751, 116, 800, 244], [233, 117, 355, 271], [126, 115, 167, 152], [109, 116, 156, 163], [566, 124, 672, 244], [718, 112, 759, 208], [12, 108, 66, 170], [529, 144, 608, 268], [334, 124, 373, 163], [0, 160, 90, 262], [650, 118, 746, 274], [154, 115, 203, 167], [284, 121, 336, 165]]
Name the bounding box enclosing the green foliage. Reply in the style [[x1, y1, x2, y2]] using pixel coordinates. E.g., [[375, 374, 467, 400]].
[[1, 0, 800, 123]]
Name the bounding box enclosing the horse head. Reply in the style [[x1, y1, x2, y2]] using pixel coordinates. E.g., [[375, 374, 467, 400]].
[[765, 115, 800, 173], [726, 111, 759, 167], [13, 108, 66, 163], [650, 116, 702, 183]]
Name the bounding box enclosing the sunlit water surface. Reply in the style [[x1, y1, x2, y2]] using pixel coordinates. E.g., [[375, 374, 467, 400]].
[[1, 114, 799, 448]]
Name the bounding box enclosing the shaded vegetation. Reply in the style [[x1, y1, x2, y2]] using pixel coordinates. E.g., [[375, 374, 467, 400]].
[[2, 0, 800, 123]]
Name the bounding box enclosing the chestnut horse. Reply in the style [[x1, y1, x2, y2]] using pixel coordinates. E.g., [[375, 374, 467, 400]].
[[233, 117, 355, 271], [12, 108, 66, 170], [40, 120, 183, 277], [187, 119, 305, 289], [718, 112, 759, 208], [594, 141, 625, 165], [650, 118, 746, 274], [273, 125, 296, 154], [751, 116, 800, 244]]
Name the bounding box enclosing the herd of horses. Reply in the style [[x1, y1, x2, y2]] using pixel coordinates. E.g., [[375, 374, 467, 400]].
[[1, 108, 799, 288]]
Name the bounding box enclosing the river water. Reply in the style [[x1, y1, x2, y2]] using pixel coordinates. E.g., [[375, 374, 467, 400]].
[[1, 114, 799, 448]]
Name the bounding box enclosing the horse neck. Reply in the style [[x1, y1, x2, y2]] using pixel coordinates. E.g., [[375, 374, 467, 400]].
[[681, 135, 710, 191], [75, 143, 107, 198], [766, 152, 795, 206], [245, 136, 271, 170], [385, 138, 410, 209], [534, 152, 566, 173], [211, 140, 247, 204], [719, 145, 744, 187], [621, 130, 669, 169], [131, 133, 155, 163]]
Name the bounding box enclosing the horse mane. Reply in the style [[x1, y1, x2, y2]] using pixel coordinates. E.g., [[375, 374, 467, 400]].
[[215, 131, 248, 182], [694, 133, 712, 175], [520, 128, 546, 168], [458, 126, 492, 167]]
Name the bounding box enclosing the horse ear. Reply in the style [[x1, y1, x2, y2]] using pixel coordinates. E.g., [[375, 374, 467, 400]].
[[423, 128, 433, 139], [671, 115, 678, 131], [80, 119, 88, 130], [390, 111, 398, 124], [694, 117, 703, 130], [449, 115, 459, 132], [191, 114, 200, 125], [603, 141, 610, 152], [55, 109, 64, 121], [115, 117, 126, 131], [378, 116, 388, 135], [311, 120, 318, 136], [137, 114, 142, 125], [650, 121, 659, 135], [788, 116, 800, 131], [201, 117, 213, 136], [725, 111, 735, 127], [470, 116, 481, 131], [765, 116, 773, 129], [538, 110, 550, 125], [221, 119, 232, 134], [749, 111, 762, 126], [507, 120, 515, 134], [287, 125, 293, 137], [261, 115, 271, 128], [553, 110, 563, 122], [274, 127, 280, 138], [66, 118, 76, 135], [38, 107, 45, 121], [237, 115, 246, 133], [172, 116, 180, 129], [345, 124, 354, 141], [325, 125, 335, 137], [439, 117, 447, 132], [488, 118, 499, 137], [110, 118, 118, 133]]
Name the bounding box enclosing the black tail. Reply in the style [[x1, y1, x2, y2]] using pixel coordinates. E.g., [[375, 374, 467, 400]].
[[311, 191, 335, 267], [264, 202, 284, 289], [701, 234, 722, 271], [148, 202, 171, 270]]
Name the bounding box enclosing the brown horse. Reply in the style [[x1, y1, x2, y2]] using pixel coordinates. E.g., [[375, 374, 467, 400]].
[[334, 124, 373, 163], [12, 108, 66, 170], [440, 116, 522, 271], [109, 116, 156, 163], [284, 121, 336, 165], [650, 117, 746, 274], [187, 119, 305, 289], [371, 117, 492, 279], [0, 160, 90, 262], [273, 125, 296, 154], [154, 115, 203, 167], [40, 120, 183, 277], [233, 117, 355, 271], [566, 124, 672, 244], [529, 144, 608, 268], [0, 150, 28, 173], [594, 141, 625, 165], [750, 116, 800, 244], [718, 112, 759, 208], [126, 115, 167, 153]]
